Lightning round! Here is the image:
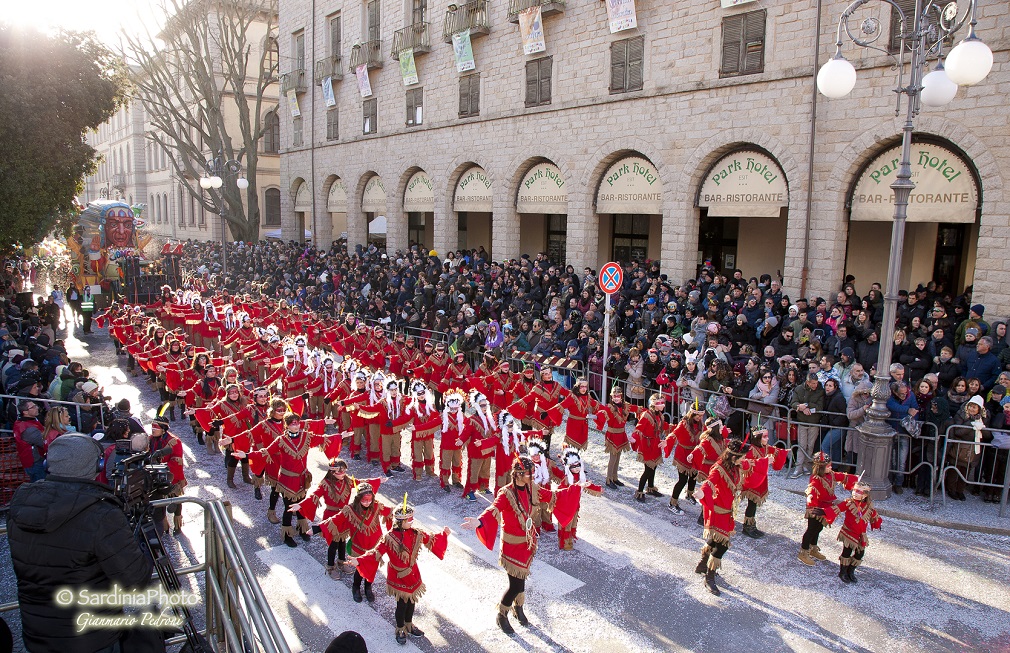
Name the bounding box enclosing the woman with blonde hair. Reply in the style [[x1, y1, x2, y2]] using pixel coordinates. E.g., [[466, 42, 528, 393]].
[[41, 405, 74, 451]]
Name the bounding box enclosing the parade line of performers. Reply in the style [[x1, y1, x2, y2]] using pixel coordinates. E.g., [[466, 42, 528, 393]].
[[101, 290, 883, 643]]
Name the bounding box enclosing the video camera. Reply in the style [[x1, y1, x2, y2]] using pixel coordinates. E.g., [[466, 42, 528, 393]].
[[107, 437, 173, 526]]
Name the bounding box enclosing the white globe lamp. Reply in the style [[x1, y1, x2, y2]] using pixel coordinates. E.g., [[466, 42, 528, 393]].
[[920, 65, 959, 107], [817, 55, 857, 99], [945, 36, 993, 86]]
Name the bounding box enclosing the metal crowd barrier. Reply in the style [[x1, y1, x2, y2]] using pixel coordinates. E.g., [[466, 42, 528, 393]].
[[0, 496, 291, 653], [939, 425, 1010, 518]]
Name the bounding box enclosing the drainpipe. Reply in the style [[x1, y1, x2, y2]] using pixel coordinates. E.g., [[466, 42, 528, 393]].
[[309, 0, 318, 246], [801, 0, 823, 298]]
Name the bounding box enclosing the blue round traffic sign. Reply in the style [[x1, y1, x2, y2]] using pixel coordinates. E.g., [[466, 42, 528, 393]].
[[599, 262, 623, 294]]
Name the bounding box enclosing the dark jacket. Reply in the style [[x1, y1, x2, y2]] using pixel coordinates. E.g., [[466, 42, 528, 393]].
[[8, 477, 153, 653], [822, 388, 849, 428]]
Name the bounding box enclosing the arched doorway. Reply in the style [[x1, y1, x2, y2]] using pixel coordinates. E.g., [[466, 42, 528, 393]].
[[595, 155, 663, 266], [293, 180, 312, 243], [403, 170, 434, 250], [453, 165, 493, 256], [517, 161, 567, 265], [696, 149, 788, 276], [362, 175, 387, 246], [845, 139, 980, 296], [327, 178, 347, 242]]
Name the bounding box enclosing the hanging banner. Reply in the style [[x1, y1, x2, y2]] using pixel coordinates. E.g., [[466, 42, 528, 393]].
[[399, 48, 419, 86], [850, 142, 978, 223], [321, 76, 336, 107], [606, 0, 638, 33], [518, 7, 545, 55], [452, 29, 475, 72], [287, 89, 301, 117], [355, 64, 372, 98]]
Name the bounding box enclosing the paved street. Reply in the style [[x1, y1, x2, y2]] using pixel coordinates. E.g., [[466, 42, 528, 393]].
[[3, 323, 1010, 652]]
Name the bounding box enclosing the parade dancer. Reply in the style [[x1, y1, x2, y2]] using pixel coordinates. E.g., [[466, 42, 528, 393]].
[[461, 454, 582, 634], [404, 380, 440, 480], [350, 496, 450, 644], [438, 388, 472, 490], [556, 448, 602, 550], [233, 412, 341, 547], [664, 406, 704, 515], [693, 439, 758, 596], [312, 480, 391, 602], [194, 383, 253, 488], [631, 393, 672, 501], [463, 391, 499, 501], [687, 416, 729, 525], [835, 478, 882, 583], [596, 385, 639, 489], [508, 366, 567, 453], [353, 377, 410, 477], [739, 426, 787, 538], [525, 437, 559, 532], [494, 412, 543, 493], [237, 397, 286, 501], [559, 377, 601, 451], [798, 452, 858, 566]]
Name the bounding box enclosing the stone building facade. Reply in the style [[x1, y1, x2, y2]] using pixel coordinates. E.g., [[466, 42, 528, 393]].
[[276, 0, 1009, 313]]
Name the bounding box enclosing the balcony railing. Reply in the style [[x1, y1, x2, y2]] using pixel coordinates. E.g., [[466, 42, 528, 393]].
[[443, 0, 491, 43], [507, 0, 565, 23], [391, 22, 432, 57], [280, 69, 307, 93], [349, 41, 384, 70], [314, 55, 344, 81]]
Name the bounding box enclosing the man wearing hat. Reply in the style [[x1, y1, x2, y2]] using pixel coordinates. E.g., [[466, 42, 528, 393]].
[[8, 434, 153, 653], [151, 405, 188, 534], [954, 303, 990, 347]]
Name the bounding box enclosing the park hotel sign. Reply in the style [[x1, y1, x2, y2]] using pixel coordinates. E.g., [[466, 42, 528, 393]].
[[699, 151, 788, 217]]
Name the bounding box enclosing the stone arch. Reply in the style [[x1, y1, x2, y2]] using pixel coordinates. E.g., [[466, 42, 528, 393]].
[[504, 149, 573, 208]]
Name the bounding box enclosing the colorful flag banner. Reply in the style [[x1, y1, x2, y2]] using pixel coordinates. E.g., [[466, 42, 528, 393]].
[[452, 29, 475, 72], [287, 89, 301, 117], [355, 64, 372, 98], [399, 48, 419, 86], [321, 76, 336, 107], [606, 0, 638, 33], [518, 7, 545, 55]]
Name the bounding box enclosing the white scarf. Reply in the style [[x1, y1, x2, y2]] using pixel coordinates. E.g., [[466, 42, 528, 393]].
[[501, 421, 523, 456], [385, 392, 401, 420], [532, 456, 550, 485], [442, 407, 464, 434]]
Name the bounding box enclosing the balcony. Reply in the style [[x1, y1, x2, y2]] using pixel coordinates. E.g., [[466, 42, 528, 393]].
[[391, 22, 432, 58], [280, 69, 307, 93], [314, 55, 344, 82], [443, 0, 490, 43], [349, 41, 383, 71], [112, 173, 127, 190], [507, 0, 565, 23]]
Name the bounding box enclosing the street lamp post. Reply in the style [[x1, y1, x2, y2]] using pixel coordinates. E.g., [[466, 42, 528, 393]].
[[817, 0, 992, 499], [200, 154, 249, 277]]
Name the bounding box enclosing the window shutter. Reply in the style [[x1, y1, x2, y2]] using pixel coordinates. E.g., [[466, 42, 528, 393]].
[[330, 16, 341, 56], [525, 60, 539, 107], [610, 40, 627, 93], [469, 74, 479, 115], [742, 10, 765, 74], [720, 15, 743, 76], [539, 57, 552, 105], [889, 0, 915, 52], [627, 36, 644, 91], [459, 76, 471, 116], [368, 1, 380, 41]]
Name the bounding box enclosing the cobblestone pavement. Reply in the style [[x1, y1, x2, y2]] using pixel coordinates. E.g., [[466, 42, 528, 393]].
[[2, 321, 1010, 653]]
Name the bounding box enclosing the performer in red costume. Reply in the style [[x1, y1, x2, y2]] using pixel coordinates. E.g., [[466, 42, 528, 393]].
[[558, 377, 601, 451], [461, 454, 582, 634], [631, 393, 672, 501], [739, 426, 787, 538], [508, 366, 567, 453], [493, 412, 544, 493], [438, 388, 472, 490], [525, 437, 559, 531], [596, 385, 639, 489], [350, 497, 450, 645], [555, 448, 602, 550], [404, 380, 440, 480], [463, 391, 499, 501], [693, 439, 761, 596], [353, 377, 411, 477], [835, 478, 882, 583], [664, 406, 704, 515], [236, 397, 287, 501], [194, 383, 253, 488], [798, 452, 858, 566], [150, 404, 187, 535]]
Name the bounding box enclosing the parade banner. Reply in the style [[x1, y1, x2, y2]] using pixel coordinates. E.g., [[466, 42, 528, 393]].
[[355, 64, 373, 98], [287, 89, 301, 117], [452, 29, 475, 72], [321, 76, 336, 107], [399, 48, 419, 86], [519, 7, 545, 55], [606, 0, 638, 33]]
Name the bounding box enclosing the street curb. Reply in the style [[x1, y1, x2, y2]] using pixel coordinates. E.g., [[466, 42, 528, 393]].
[[778, 487, 1010, 537]]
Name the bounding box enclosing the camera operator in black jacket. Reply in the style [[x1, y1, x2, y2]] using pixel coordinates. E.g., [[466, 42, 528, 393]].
[[8, 434, 154, 653]]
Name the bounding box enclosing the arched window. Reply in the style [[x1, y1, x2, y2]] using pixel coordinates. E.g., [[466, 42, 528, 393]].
[[263, 111, 280, 154], [264, 188, 281, 226]]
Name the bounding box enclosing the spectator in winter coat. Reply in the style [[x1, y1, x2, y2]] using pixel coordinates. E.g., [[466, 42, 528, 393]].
[[960, 336, 1001, 392], [886, 381, 918, 494], [789, 373, 825, 477], [856, 330, 881, 374], [13, 400, 46, 481], [900, 337, 933, 386], [819, 378, 850, 466]]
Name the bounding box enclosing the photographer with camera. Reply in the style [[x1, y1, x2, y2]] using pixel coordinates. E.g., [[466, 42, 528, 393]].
[[7, 434, 154, 653]]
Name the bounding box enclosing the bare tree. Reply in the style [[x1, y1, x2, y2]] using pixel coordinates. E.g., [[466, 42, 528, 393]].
[[124, 0, 278, 242]]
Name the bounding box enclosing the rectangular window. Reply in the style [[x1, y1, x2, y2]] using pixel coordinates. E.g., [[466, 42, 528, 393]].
[[329, 14, 342, 57], [412, 0, 427, 24], [889, 0, 948, 53], [363, 98, 377, 134], [458, 73, 480, 118], [190, 195, 196, 226], [408, 212, 426, 247], [546, 214, 567, 266], [367, 0, 381, 42], [292, 116, 303, 146], [326, 108, 339, 140], [612, 214, 650, 263], [525, 56, 552, 108], [720, 10, 765, 77], [610, 36, 644, 93], [406, 88, 423, 127], [293, 30, 306, 71]]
